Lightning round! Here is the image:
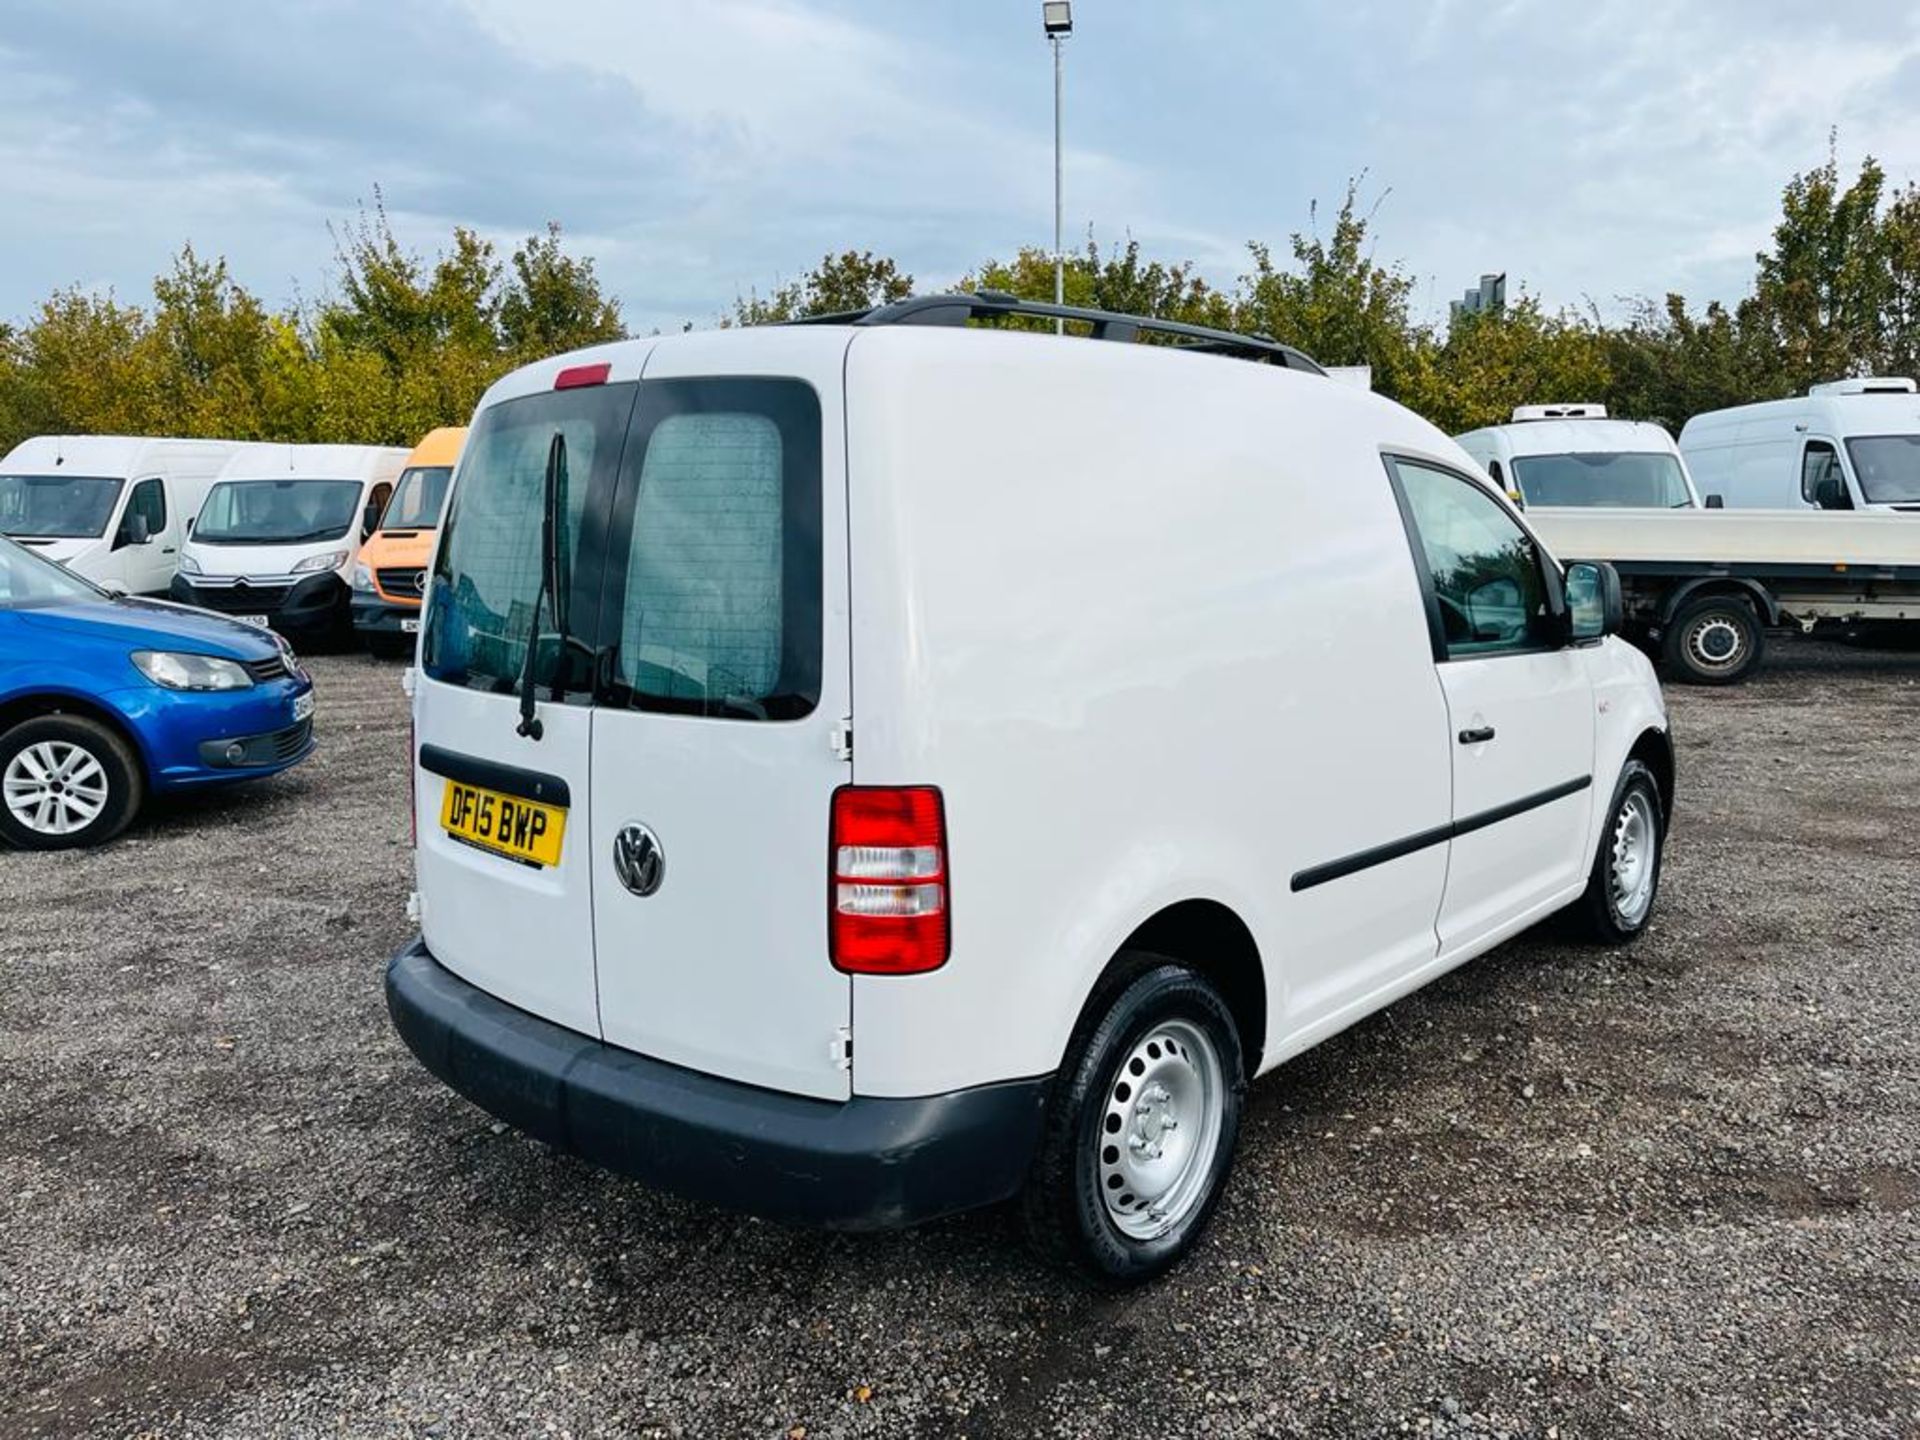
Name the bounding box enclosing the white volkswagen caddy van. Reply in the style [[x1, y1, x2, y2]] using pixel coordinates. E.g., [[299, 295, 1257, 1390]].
[[388, 294, 1673, 1283]]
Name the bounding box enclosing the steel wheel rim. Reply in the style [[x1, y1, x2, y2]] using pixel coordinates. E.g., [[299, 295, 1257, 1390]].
[[1686, 614, 1745, 672], [4, 741, 110, 836], [1096, 1018, 1226, 1241], [1609, 789, 1657, 925]]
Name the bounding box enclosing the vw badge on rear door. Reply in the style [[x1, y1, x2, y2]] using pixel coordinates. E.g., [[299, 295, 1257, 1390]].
[[613, 823, 665, 896]]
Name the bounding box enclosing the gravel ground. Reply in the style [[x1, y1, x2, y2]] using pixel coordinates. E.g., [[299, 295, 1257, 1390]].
[[2, 638, 1917, 1439]]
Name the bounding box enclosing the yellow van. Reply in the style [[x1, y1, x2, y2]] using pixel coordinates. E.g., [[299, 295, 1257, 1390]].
[[351, 426, 465, 657]]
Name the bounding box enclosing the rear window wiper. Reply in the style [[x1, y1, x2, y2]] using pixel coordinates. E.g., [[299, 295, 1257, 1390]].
[[516, 432, 568, 740]]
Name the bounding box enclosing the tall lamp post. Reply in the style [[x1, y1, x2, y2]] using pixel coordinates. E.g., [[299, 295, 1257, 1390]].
[[1042, 2, 1072, 335]]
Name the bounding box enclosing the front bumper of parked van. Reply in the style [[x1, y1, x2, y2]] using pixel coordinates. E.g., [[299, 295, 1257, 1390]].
[[385, 937, 1051, 1230]]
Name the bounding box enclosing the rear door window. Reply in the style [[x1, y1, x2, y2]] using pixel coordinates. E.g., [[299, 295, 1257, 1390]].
[[598, 379, 822, 720], [422, 384, 637, 697]]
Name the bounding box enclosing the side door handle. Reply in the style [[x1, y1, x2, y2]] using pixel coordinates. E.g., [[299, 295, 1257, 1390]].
[[1458, 725, 1496, 745]]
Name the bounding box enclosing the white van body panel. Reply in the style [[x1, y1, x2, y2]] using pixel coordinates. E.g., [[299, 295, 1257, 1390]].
[[0, 435, 239, 591], [1679, 387, 1920, 512], [181, 443, 409, 587], [407, 324, 1668, 1120], [1453, 418, 1702, 509]]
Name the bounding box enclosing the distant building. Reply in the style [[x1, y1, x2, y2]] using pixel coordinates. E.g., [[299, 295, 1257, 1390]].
[[1451, 273, 1507, 320]]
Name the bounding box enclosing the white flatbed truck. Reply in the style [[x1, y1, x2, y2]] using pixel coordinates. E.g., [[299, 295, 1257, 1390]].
[[1527, 507, 1920, 683]]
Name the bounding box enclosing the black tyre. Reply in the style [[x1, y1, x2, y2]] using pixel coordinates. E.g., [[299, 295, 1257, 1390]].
[[0, 713, 144, 850], [1022, 956, 1245, 1285], [364, 633, 412, 659], [1661, 594, 1763, 684], [1566, 759, 1664, 945]]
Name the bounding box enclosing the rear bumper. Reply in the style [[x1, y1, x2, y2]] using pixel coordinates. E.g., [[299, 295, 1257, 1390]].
[[385, 937, 1051, 1230]]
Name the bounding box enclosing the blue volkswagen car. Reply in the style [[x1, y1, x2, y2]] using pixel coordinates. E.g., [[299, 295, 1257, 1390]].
[[0, 534, 315, 849]]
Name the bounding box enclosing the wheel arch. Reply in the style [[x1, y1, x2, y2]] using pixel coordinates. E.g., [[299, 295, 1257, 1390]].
[[1659, 576, 1780, 627], [1627, 726, 1676, 822], [1077, 899, 1268, 1078], [0, 689, 153, 778]]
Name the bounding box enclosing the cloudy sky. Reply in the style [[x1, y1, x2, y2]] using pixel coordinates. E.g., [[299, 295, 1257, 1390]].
[[4, 0, 1918, 334]]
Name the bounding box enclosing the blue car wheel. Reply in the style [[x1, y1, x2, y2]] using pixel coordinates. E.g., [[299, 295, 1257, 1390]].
[[0, 713, 144, 850]]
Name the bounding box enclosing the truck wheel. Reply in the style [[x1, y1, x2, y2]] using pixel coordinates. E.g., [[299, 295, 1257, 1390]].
[[1566, 759, 1664, 945], [1662, 595, 1763, 684], [1022, 957, 1245, 1285], [0, 714, 144, 850]]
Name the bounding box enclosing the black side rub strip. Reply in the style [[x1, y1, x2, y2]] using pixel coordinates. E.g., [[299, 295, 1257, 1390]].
[[1291, 775, 1591, 892], [418, 744, 572, 809]]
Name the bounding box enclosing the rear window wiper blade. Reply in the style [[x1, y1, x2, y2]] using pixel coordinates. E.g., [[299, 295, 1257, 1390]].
[[516, 433, 568, 740]]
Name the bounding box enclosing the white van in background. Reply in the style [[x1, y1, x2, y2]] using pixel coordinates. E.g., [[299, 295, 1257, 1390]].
[[1453, 405, 1702, 509], [1679, 378, 1920, 512], [172, 442, 408, 640], [0, 435, 238, 594]]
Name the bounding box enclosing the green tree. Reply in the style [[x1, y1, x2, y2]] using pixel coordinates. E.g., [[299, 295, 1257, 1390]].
[[499, 222, 625, 359], [734, 249, 914, 325]]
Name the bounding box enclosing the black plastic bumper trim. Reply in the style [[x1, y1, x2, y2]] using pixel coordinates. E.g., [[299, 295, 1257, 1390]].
[[385, 938, 1051, 1230], [417, 744, 571, 808]]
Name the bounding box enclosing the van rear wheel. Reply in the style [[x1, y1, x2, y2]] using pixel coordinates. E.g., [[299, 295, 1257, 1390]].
[[1022, 957, 1244, 1285]]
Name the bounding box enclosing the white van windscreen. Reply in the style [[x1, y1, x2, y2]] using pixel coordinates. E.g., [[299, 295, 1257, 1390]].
[[1846, 435, 1920, 504], [1509, 452, 1693, 508], [600, 378, 822, 721], [0, 474, 123, 538]]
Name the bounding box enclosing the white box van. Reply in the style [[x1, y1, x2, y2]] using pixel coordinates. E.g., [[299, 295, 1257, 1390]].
[[172, 442, 408, 639], [1679, 378, 1920, 512], [1454, 405, 1702, 509], [386, 294, 1673, 1282], [0, 435, 239, 594]]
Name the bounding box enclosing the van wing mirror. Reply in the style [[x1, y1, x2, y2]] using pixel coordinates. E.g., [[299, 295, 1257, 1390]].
[[1565, 561, 1623, 644], [114, 512, 152, 550], [1813, 473, 1848, 510], [363, 501, 382, 538], [1704, 493, 1724, 509]]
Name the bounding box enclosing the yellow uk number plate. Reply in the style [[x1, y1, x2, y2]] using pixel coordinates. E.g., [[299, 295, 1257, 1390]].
[[440, 780, 566, 868]]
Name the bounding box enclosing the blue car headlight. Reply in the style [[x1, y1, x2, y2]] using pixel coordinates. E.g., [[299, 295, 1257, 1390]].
[[131, 650, 256, 691]]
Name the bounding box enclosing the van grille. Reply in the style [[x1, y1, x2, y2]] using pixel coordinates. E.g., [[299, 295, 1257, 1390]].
[[377, 567, 428, 600], [193, 584, 292, 612]]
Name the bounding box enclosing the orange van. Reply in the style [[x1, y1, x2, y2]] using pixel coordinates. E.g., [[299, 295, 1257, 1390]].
[[351, 426, 465, 656]]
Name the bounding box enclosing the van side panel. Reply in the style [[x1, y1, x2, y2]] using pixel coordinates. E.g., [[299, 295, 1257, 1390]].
[[844, 330, 1454, 1099]]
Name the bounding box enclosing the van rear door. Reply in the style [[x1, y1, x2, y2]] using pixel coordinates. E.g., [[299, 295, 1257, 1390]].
[[587, 334, 853, 1100], [414, 370, 644, 1038]]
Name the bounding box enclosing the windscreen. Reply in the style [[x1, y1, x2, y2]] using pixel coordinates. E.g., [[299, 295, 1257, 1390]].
[[194, 479, 362, 544], [0, 534, 103, 608], [381, 465, 453, 530], [1510, 452, 1694, 508], [0, 474, 123, 538], [1846, 435, 1920, 504]]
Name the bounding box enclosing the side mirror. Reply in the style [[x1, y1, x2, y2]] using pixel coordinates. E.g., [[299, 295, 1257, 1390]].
[[1813, 473, 1848, 510], [1704, 494, 1724, 510], [113, 513, 151, 550], [185, 517, 195, 536], [1566, 561, 1623, 643], [362, 501, 381, 538]]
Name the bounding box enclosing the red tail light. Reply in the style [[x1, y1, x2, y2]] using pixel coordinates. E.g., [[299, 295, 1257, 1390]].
[[830, 786, 949, 974]]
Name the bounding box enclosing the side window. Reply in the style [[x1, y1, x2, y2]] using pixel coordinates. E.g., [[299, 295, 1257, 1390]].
[[1800, 440, 1850, 508], [117, 478, 166, 543], [602, 378, 822, 721], [1392, 459, 1555, 659]]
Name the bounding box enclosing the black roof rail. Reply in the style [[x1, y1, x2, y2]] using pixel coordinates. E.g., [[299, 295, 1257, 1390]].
[[781, 290, 1325, 374]]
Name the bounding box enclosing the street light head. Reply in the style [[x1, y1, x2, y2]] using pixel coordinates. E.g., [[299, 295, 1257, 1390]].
[[1042, 1, 1073, 37]]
